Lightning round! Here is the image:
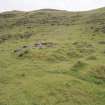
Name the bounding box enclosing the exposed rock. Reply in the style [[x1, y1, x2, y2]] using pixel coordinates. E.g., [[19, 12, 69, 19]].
[[34, 42, 56, 48], [13, 41, 56, 57]]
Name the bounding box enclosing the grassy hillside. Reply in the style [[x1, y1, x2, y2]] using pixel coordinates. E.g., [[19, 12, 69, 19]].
[[0, 8, 105, 105]]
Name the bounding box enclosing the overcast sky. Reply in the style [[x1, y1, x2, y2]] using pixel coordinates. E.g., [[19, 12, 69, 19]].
[[0, 0, 105, 12]]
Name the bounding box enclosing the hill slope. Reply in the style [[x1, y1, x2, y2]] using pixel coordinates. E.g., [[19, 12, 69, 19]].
[[0, 8, 105, 105]]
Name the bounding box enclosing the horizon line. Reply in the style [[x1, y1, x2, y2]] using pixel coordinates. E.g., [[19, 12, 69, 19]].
[[0, 6, 105, 13]]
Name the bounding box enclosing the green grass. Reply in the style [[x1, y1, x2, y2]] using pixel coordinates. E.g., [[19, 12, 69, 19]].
[[0, 8, 105, 105]]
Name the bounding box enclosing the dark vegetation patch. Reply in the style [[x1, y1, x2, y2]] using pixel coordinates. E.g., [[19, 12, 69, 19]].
[[72, 41, 93, 48], [86, 55, 97, 60], [14, 48, 29, 57], [94, 26, 105, 33], [71, 60, 87, 72], [98, 41, 105, 44], [15, 32, 33, 40], [90, 65, 105, 81], [67, 50, 82, 58], [0, 32, 33, 44], [72, 41, 95, 55], [77, 48, 95, 55], [0, 13, 16, 18], [83, 65, 105, 84], [0, 34, 12, 43]]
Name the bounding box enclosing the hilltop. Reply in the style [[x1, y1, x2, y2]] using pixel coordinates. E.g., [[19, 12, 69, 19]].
[[0, 8, 105, 105]]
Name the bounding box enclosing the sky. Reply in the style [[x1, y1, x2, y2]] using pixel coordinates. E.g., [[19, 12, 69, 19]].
[[0, 0, 105, 12]]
